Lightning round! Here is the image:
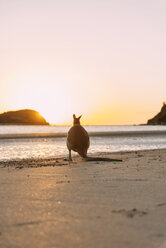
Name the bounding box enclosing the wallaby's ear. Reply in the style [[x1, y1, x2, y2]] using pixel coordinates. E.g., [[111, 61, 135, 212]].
[[73, 114, 76, 119], [78, 115, 82, 120]]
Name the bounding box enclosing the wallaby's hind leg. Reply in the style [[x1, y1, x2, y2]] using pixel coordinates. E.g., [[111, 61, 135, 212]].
[[68, 149, 72, 161]]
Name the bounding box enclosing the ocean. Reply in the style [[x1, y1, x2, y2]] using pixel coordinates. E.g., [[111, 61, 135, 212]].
[[0, 125, 166, 161]]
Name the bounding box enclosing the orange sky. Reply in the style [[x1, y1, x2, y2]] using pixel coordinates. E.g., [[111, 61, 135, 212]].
[[0, 0, 166, 124]]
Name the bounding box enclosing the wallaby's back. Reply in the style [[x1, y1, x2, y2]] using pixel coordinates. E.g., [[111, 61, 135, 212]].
[[66, 114, 122, 163], [67, 115, 89, 158]]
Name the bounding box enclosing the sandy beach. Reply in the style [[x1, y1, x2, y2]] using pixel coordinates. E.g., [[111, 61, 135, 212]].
[[0, 149, 166, 248]]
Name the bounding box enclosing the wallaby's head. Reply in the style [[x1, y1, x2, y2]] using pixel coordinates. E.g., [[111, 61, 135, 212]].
[[73, 114, 82, 125]]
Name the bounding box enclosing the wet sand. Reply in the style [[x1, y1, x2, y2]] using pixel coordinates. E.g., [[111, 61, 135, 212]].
[[0, 149, 166, 248]]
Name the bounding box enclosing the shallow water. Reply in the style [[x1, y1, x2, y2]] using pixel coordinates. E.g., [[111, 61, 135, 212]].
[[0, 125, 166, 161]]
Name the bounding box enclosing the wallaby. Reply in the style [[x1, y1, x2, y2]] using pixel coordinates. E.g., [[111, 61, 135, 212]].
[[66, 114, 122, 162], [67, 114, 89, 161]]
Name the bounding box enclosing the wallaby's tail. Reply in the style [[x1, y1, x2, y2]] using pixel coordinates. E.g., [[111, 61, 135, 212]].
[[84, 157, 123, 162], [78, 150, 88, 159]]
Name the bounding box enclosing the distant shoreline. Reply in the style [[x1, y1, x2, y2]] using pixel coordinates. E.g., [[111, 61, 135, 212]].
[[0, 122, 51, 126], [1, 123, 166, 126]]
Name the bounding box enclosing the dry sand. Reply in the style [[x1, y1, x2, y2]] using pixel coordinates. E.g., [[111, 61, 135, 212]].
[[0, 149, 166, 248]]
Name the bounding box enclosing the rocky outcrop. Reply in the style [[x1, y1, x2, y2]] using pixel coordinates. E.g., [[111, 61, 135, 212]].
[[0, 109, 49, 125], [147, 103, 166, 125]]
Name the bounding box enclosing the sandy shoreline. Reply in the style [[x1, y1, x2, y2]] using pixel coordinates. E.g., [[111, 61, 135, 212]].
[[0, 149, 166, 248]]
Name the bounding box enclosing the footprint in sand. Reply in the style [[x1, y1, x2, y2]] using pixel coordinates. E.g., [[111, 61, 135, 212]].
[[112, 208, 148, 218]]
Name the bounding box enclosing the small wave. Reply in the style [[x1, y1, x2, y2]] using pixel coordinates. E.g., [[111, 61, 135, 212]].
[[1, 130, 166, 139]]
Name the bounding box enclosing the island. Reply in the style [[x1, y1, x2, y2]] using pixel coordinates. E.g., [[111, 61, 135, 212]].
[[0, 109, 49, 125], [147, 102, 166, 125]]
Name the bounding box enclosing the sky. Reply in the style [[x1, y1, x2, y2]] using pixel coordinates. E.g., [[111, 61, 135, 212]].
[[0, 0, 166, 125]]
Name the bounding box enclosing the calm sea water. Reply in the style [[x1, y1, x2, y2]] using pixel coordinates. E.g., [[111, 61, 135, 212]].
[[0, 125, 166, 161]]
